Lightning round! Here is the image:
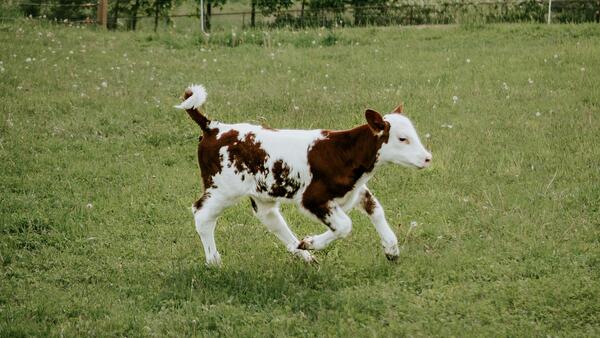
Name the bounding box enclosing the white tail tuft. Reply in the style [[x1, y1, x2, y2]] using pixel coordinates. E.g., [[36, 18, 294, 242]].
[[174, 84, 208, 110]]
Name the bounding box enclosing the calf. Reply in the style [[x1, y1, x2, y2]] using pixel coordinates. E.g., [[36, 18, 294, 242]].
[[175, 85, 432, 266]]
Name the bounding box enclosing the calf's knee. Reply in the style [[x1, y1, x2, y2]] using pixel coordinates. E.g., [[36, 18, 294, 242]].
[[334, 216, 352, 238]]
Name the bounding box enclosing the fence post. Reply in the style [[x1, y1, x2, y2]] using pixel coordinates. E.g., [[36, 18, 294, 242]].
[[547, 0, 552, 24], [97, 0, 108, 28]]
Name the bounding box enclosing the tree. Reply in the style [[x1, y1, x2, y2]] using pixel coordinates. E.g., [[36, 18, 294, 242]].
[[147, 0, 176, 32], [196, 0, 227, 31], [127, 0, 149, 30], [256, 0, 294, 16]]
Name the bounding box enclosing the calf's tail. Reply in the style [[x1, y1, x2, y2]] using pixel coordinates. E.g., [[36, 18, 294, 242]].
[[174, 84, 211, 132]]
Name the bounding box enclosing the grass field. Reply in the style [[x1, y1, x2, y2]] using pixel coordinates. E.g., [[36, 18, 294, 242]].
[[1, 21, 599, 336]]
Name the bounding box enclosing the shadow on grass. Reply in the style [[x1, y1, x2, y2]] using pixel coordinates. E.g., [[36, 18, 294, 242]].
[[154, 256, 399, 314]]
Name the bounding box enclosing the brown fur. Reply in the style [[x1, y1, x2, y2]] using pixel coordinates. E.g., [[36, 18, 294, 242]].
[[360, 190, 376, 215], [197, 129, 236, 188], [302, 122, 390, 222], [198, 130, 272, 189], [269, 160, 302, 198], [226, 132, 269, 176], [193, 192, 211, 211]]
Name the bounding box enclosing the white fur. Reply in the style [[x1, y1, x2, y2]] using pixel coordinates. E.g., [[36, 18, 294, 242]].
[[174, 85, 207, 110], [380, 113, 432, 169]]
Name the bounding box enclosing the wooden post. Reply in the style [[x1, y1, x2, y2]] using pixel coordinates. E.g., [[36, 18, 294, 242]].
[[97, 0, 108, 28], [547, 0, 552, 24]]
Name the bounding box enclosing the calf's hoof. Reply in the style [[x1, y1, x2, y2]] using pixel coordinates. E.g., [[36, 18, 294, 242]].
[[384, 245, 400, 261], [295, 249, 318, 264], [385, 253, 399, 261], [297, 236, 314, 250], [205, 252, 222, 267]]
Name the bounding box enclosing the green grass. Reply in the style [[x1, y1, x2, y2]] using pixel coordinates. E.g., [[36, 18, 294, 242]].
[[1, 21, 599, 336]]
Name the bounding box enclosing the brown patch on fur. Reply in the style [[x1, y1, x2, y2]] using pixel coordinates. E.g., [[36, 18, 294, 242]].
[[361, 190, 376, 215], [198, 131, 270, 189], [302, 121, 390, 222], [193, 192, 211, 211], [227, 132, 269, 176], [269, 160, 301, 198], [197, 129, 237, 188]]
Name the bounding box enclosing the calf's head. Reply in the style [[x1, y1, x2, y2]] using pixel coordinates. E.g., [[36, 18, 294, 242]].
[[366, 105, 432, 169]]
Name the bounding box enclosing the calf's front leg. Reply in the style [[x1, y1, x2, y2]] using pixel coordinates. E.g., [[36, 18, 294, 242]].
[[298, 203, 352, 251], [356, 187, 400, 260]]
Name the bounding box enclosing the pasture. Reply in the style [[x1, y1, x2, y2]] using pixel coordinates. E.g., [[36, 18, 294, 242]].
[[1, 21, 599, 336]]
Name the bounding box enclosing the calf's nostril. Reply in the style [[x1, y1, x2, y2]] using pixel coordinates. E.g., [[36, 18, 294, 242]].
[[425, 157, 431, 163]]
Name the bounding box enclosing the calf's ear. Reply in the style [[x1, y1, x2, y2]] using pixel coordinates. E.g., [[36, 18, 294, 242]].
[[365, 109, 386, 133], [393, 103, 404, 114]]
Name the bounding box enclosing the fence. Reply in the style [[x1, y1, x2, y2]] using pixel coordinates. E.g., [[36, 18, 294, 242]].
[[1, 0, 599, 30], [202, 0, 600, 29]]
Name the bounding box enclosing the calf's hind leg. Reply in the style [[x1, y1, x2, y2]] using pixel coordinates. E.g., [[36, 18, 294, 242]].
[[250, 198, 316, 263], [192, 191, 234, 266]]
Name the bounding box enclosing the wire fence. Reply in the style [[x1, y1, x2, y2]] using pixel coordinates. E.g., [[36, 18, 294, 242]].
[[0, 0, 99, 23], [1, 0, 599, 29]]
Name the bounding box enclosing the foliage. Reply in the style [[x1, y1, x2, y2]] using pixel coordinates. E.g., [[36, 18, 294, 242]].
[[256, 0, 295, 16], [18, 0, 96, 21]]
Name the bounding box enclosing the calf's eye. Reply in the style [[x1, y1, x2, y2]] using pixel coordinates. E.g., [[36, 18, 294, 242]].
[[398, 137, 407, 142]]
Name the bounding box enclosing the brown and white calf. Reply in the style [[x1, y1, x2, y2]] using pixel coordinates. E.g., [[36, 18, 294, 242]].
[[175, 85, 432, 266]]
